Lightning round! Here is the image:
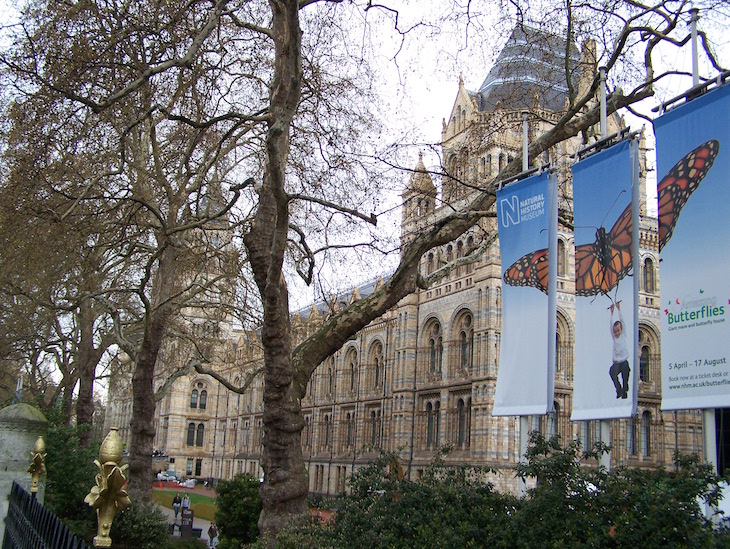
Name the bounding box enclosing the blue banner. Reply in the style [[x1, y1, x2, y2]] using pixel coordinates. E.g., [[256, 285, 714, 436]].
[[655, 84, 730, 410], [495, 171, 557, 416], [571, 139, 639, 421]]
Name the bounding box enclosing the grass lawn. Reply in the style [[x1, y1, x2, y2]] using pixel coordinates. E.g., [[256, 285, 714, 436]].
[[153, 489, 217, 521]]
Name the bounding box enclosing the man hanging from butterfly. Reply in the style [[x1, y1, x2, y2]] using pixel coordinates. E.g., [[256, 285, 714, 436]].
[[502, 139, 719, 399]]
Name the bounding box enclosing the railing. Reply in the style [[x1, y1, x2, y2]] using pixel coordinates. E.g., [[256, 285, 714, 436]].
[[2, 481, 88, 549]]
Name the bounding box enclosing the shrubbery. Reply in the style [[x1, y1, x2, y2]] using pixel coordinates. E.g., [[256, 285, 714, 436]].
[[110, 501, 170, 549], [214, 473, 262, 548], [263, 435, 730, 548], [43, 409, 99, 540]]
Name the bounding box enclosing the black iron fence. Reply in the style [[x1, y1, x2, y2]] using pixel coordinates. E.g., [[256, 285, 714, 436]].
[[2, 482, 88, 549]]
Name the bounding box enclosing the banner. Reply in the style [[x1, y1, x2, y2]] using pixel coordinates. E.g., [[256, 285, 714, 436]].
[[655, 84, 730, 410], [494, 171, 557, 416], [571, 139, 639, 421]]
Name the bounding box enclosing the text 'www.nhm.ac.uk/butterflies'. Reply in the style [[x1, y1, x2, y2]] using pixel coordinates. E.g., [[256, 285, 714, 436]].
[[502, 140, 719, 295]]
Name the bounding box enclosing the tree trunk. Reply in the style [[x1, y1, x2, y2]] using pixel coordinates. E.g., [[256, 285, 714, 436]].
[[126, 248, 176, 501], [76, 300, 103, 446], [247, 0, 305, 539]]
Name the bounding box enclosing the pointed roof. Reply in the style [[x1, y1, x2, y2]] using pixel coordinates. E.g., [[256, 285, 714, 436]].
[[476, 25, 582, 112], [405, 152, 437, 196]]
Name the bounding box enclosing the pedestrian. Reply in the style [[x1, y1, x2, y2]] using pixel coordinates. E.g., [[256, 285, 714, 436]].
[[208, 522, 218, 548], [172, 492, 182, 519], [182, 493, 191, 511]]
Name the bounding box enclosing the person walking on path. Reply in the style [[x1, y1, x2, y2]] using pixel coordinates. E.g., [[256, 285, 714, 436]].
[[208, 522, 218, 548], [182, 493, 191, 511], [173, 492, 182, 520]]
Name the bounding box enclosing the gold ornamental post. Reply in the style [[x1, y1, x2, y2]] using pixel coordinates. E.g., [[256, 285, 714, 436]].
[[84, 428, 132, 547], [27, 436, 46, 498]]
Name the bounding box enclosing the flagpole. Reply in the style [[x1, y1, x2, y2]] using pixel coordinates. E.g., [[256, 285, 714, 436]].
[[518, 110, 531, 498], [598, 66, 612, 472], [690, 5, 719, 475]]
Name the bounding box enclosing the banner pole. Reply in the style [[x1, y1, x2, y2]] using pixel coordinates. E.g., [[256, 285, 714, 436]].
[[599, 66, 607, 138], [519, 415, 529, 497], [690, 7, 700, 87], [522, 111, 530, 171], [598, 65, 611, 472], [688, 7, 716, 476], [518, 112, 530, 498]]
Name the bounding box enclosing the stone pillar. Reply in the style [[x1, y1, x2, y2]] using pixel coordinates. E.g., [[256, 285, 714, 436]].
[[0, 403, 48, 542]]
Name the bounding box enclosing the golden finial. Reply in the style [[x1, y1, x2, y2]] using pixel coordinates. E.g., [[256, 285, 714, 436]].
[[84, 428, 132, 547], [27, 436, 46, 496]]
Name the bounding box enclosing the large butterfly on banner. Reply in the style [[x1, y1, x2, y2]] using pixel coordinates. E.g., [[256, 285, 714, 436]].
[[502, 140, 719, 295]]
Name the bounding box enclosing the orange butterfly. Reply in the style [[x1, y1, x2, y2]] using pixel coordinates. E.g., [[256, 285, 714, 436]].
[[502, 140, 719, 295], [657, 140, 719, 251]]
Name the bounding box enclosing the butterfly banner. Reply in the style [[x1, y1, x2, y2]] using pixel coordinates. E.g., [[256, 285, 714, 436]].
[[494, 171, 557, 417], [571, 138, 639, 421], [655, 83, 729, 411]]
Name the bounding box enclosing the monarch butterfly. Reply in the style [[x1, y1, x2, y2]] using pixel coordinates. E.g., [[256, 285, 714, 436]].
[[502, 140, 719, 295], [657, 139, 719, 251]]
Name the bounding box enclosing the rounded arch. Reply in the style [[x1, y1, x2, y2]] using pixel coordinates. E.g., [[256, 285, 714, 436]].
[[189, 379, 210, 409], [451, 308, 475, 375], [557, 237, 568, 277], [343, 346, 359, 394], [368, 338, 385, 389], [556, 308, 574, 377], [423, 316, 444, 374], [638, 323, 660, 383], [642, 254, 657, 294]]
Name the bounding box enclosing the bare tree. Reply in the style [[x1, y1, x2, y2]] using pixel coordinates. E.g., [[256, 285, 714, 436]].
[[1, 0, 727, 540]]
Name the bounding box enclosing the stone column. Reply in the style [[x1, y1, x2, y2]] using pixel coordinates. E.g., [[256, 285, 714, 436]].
[[0, 403, 48, 542]]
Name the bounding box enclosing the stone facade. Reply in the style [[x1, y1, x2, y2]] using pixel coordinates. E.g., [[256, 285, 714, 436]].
[[104, 26, 704, 495]]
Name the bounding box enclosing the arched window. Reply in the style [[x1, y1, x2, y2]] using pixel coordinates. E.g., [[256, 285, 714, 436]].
[[644, 257, 655, 293], [466, 236, 475, 273], [457, 398, 470, 448], [427, 253, 434, 274], [627, 416, 637, 456], [370, 341, 384, 389], [324, 415, 330, 448], [456, 241, 464, 274], [457, 313, 474, 373], [199, 390, 207, 410], [557, 239, 567, 277], [446, 245, 453, 263], [343, 349, 357, 394], [434, 401, 441, 445], [196, 423, 204, 447], [642, 411, 651, 456], [426, 403, 434, 447], [187, 423, 195, 446], [190, 389, 198, 409], [370, 411, 378, 446], [486, 154, 492, 175], [640, 345, 650, 382], [547, 402, 559, 438], [428, 322, 443, 373], [580, 420, 593, 451], [531, 415, 542, 434], [346, 413, 354, 448], [305, 417, 311, 448]]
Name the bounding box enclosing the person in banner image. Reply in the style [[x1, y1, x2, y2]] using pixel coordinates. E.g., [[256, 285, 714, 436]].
[[609, 301, 630, 399]]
